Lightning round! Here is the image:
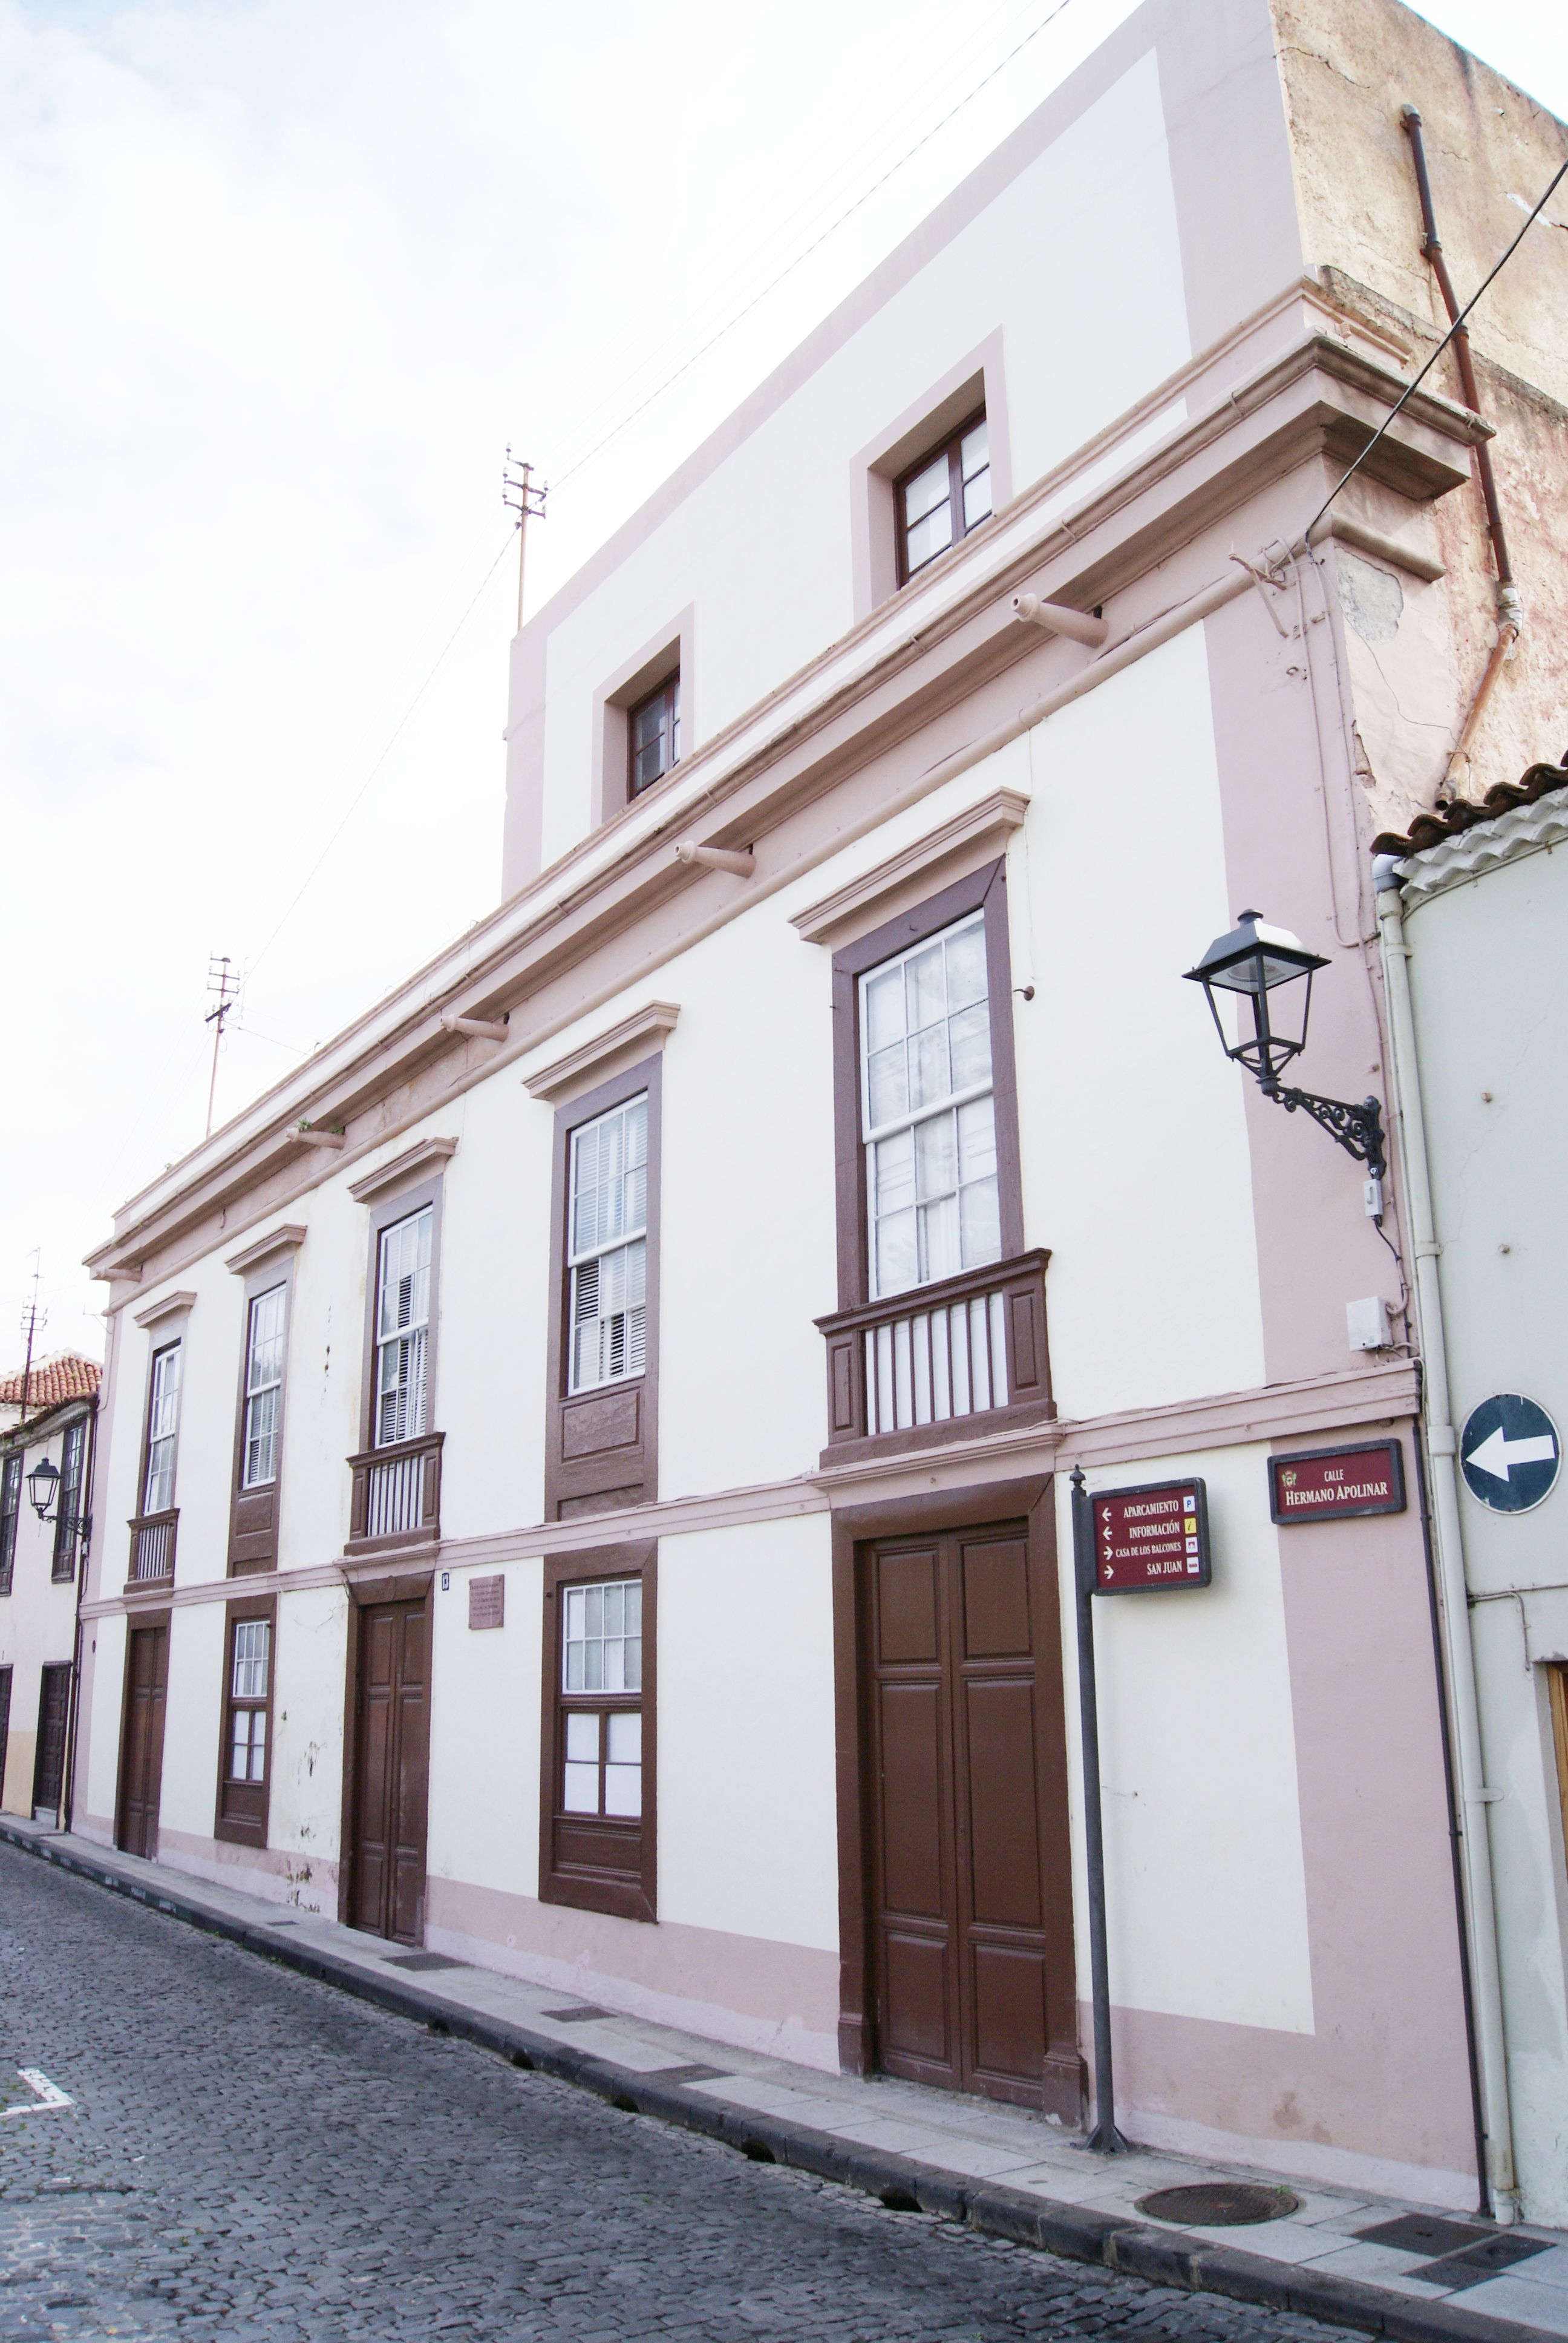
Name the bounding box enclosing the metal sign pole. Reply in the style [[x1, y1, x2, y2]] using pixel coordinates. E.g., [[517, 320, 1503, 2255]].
[[1071, 1466, 1131, 2155]]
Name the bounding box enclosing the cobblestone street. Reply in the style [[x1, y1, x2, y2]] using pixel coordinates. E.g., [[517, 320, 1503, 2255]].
[[0, 1847, 1351, 2343]]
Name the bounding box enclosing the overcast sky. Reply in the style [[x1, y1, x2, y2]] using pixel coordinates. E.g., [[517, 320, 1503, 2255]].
[[2, 0, 1565, 1372]]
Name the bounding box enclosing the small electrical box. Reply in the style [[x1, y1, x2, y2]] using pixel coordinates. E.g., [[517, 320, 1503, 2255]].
[[1347, 1296, 1392, 1352]]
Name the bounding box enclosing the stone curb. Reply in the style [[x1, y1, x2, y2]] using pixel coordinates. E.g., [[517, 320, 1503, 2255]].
[[1, 1821, 1548, 2343]]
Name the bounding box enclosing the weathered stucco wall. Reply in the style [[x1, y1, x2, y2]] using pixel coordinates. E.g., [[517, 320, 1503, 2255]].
[[1273, 0, 1568, 818]]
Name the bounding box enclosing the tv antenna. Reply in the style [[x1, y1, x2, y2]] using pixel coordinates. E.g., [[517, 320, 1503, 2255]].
[[205, 955, 241, 1138], [18, 1253, 44, 1424], [503, 448, 547, 630]]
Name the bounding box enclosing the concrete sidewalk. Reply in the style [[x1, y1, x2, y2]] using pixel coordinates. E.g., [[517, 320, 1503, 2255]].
[[4, 1814, 1565, 2343]]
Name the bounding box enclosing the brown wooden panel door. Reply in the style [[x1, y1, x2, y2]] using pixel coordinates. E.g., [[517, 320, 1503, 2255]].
[[33, 1664, 72, 1818], [0, 1665, 12, 1807], [865, 1522, 1071, 2109], [117, 1625, 169, 1859], [350, 1599, 430, 1944]]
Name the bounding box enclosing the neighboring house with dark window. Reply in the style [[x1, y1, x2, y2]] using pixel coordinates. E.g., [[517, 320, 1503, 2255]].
[[73, 0, 1568, 2226], [0, 1352, 100, 1825]]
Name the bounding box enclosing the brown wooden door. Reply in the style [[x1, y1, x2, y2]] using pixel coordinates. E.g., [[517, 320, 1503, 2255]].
[[0, 1665, 12, 1809], [117, 1625, 169, 1858], [350, 1599, 430, 1944], [865, 1521, 1074, 2109], [33, 1664, 72, 1818]]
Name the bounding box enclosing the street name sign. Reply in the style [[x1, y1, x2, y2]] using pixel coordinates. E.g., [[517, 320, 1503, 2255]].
[[1092, 1478, 1210, 1593], [1269, 1440, 1405, 1525], [1460, 1394, 1561, 1514]]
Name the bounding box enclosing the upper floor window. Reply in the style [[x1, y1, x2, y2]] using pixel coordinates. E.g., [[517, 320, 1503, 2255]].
[[0, 1453, 19, 1593], [241, 1284, 287, 1489], [51, 1419, 85, 1582], [897, 413, 991, 584], [228, 1618, 271, 1784], [568, 1094, 647, 1393], [860, 911, 1001, 1299], [628, 673, 679, 796], [375, 1207, 431, 1447], [143, 1342, 182, 1512]]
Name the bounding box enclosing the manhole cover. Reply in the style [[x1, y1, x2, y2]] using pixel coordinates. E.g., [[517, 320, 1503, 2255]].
[[1137, 2182, 1300, 2226]]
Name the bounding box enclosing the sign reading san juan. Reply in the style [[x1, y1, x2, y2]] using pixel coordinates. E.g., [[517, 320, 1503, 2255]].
[[1269, 1441, 1406, 1525], [1460, 1394, 1561, 1515], [1093, 1478, 1211, 1593]]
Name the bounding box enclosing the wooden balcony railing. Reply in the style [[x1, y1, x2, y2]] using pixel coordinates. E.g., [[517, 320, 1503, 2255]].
[[815, 1251, 1053, 1454], [347, 1430, 443, 1552], [128, 1509, 178, 1584]]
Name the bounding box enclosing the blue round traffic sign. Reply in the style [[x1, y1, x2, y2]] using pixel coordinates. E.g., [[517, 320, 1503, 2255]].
[[1459, 1394, 1561, 1513]]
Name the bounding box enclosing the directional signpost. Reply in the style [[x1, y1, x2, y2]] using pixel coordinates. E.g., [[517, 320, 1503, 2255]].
[[1459, 1394, 1561, 1515]]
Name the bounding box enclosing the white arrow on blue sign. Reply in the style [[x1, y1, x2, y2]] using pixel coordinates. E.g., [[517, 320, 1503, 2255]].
[[1459, 1394, 1561, 1514]]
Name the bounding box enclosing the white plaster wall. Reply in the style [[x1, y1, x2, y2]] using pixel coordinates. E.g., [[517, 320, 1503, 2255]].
[[1405, 839, 1568, 2223], [274, 1190, 362, 1569], [1057, 1441, 1315, 2033], [109, 1255, 247, 1590], [155, 1601, 224, 1843], [656, 1515, 838, 1951], [535, 50, 1190, 871], [269, 1582, 350, 1901], [426, 1557, 543, 1902], [81, 1608, 126, 1835], [1019, 626, 1266, 1415]]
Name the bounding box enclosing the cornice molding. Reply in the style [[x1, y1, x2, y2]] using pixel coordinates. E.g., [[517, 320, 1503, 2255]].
[[791, 788, 1029, 948], [522, 1002, 681, 1105], [347, 1136, 459, 1204], [132, 1290, 197, 1330], [224, 1224, 308, 1277]]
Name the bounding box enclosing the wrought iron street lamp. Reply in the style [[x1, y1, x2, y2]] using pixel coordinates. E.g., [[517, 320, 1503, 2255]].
[[1183, 910, 1386, 1182], [26, 1454, 91, 1543]]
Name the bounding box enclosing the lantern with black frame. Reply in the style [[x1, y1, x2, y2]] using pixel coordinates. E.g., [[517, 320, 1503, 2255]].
[[26, 1453, 91, 1546], [1183, 911, 1386, 1198]]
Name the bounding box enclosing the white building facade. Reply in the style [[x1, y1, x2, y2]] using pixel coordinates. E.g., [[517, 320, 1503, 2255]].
[[0, 1355, 99, 1825], [76, 0, 1568, 2220]]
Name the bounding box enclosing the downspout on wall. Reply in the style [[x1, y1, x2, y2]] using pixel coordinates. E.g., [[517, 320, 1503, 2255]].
[[1374, 854, 1520, 2223]]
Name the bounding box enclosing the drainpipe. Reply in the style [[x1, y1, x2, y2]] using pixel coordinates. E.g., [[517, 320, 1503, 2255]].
[[1400, 108, 1523, 802], [1375, 858, 1519, 2222]]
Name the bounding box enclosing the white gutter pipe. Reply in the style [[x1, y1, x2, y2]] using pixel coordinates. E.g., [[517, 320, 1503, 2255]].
[[1376, 860, 1519, 2221]]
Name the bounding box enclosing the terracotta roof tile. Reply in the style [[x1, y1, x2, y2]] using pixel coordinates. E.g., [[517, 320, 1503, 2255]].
[[0, 1352, 102, 1409], [1373, 754, 1568, 859]]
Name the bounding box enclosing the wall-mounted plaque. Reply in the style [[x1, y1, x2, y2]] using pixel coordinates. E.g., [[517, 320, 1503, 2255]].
[[1092, 1479, 1210, 1593], [1269, 1441, 1405, 1525], [468, 1575, 505, 1630]]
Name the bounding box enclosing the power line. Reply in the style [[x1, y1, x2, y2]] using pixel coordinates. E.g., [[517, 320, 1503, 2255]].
[[543, 0, 1084, 493]]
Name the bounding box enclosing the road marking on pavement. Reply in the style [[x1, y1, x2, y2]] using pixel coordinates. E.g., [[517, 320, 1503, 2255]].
[[3, 2068, 73, 2117]]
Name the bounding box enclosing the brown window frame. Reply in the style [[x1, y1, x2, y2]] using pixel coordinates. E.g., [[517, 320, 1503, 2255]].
[[893, 407, 989, 587], [627, 672, 680, 799], [50, 1418, 87, 1584], [543, 1056, 662, 1521], [347, 1173, 446, 1555], [215, 1594, 276, 1847], [0, 1452, 19, 1596], [539, 1542, 656, 1923], [1547, 1663, 1568, 1884], [830, 859, 1024, 1311], [228, 1260, 296, 1576], [129, 1330, 187, 1588]]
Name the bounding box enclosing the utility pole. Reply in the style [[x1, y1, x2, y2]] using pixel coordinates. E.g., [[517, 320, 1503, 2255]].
[[205, 955, 240, 1139], [18, 1254, 44, 1426], [503, 448, 547, 631]]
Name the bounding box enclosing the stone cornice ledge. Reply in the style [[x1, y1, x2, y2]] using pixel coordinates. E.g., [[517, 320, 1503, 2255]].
[[132, 1289, 197, 1330], [791, 788, 1030, 947], [523, 1001, 680, 1104], [224, 1224, 308, 1276], [347, 1135, 459, 1205]]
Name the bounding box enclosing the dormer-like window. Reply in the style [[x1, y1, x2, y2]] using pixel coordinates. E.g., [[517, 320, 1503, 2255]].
[[628, 673, 679, 796], [897, 413, 991, 584]]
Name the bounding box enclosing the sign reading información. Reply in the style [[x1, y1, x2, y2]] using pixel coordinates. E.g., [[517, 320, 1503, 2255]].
[[1093, 1479, 1210, 1593], [1269, 1441, 1405, 1525]]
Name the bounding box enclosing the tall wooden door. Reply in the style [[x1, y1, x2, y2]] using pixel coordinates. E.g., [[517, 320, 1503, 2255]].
[[117, 1625, 169, 1858], [33, 1664, 72, 1819], [350, 1599, 430, 1944], [864, 1520, 1076, 2110], [0, 1665, 12, 1810]]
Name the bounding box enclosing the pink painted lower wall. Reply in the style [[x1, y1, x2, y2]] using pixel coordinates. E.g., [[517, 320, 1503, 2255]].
[[425, 1874, 841, 2070], [150, 1823, 339, 1912]]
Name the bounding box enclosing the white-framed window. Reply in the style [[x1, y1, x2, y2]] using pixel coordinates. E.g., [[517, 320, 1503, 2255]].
[[227, 1617, 270, 1783], [561, 1576, 642, 1820], [860, 910, 1001, 1299], [242, 1283, 287, 1489], [567, 1096, 647, 1394], [375, 1207, 431, 1447], [143, 1342, 183, 1513]]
